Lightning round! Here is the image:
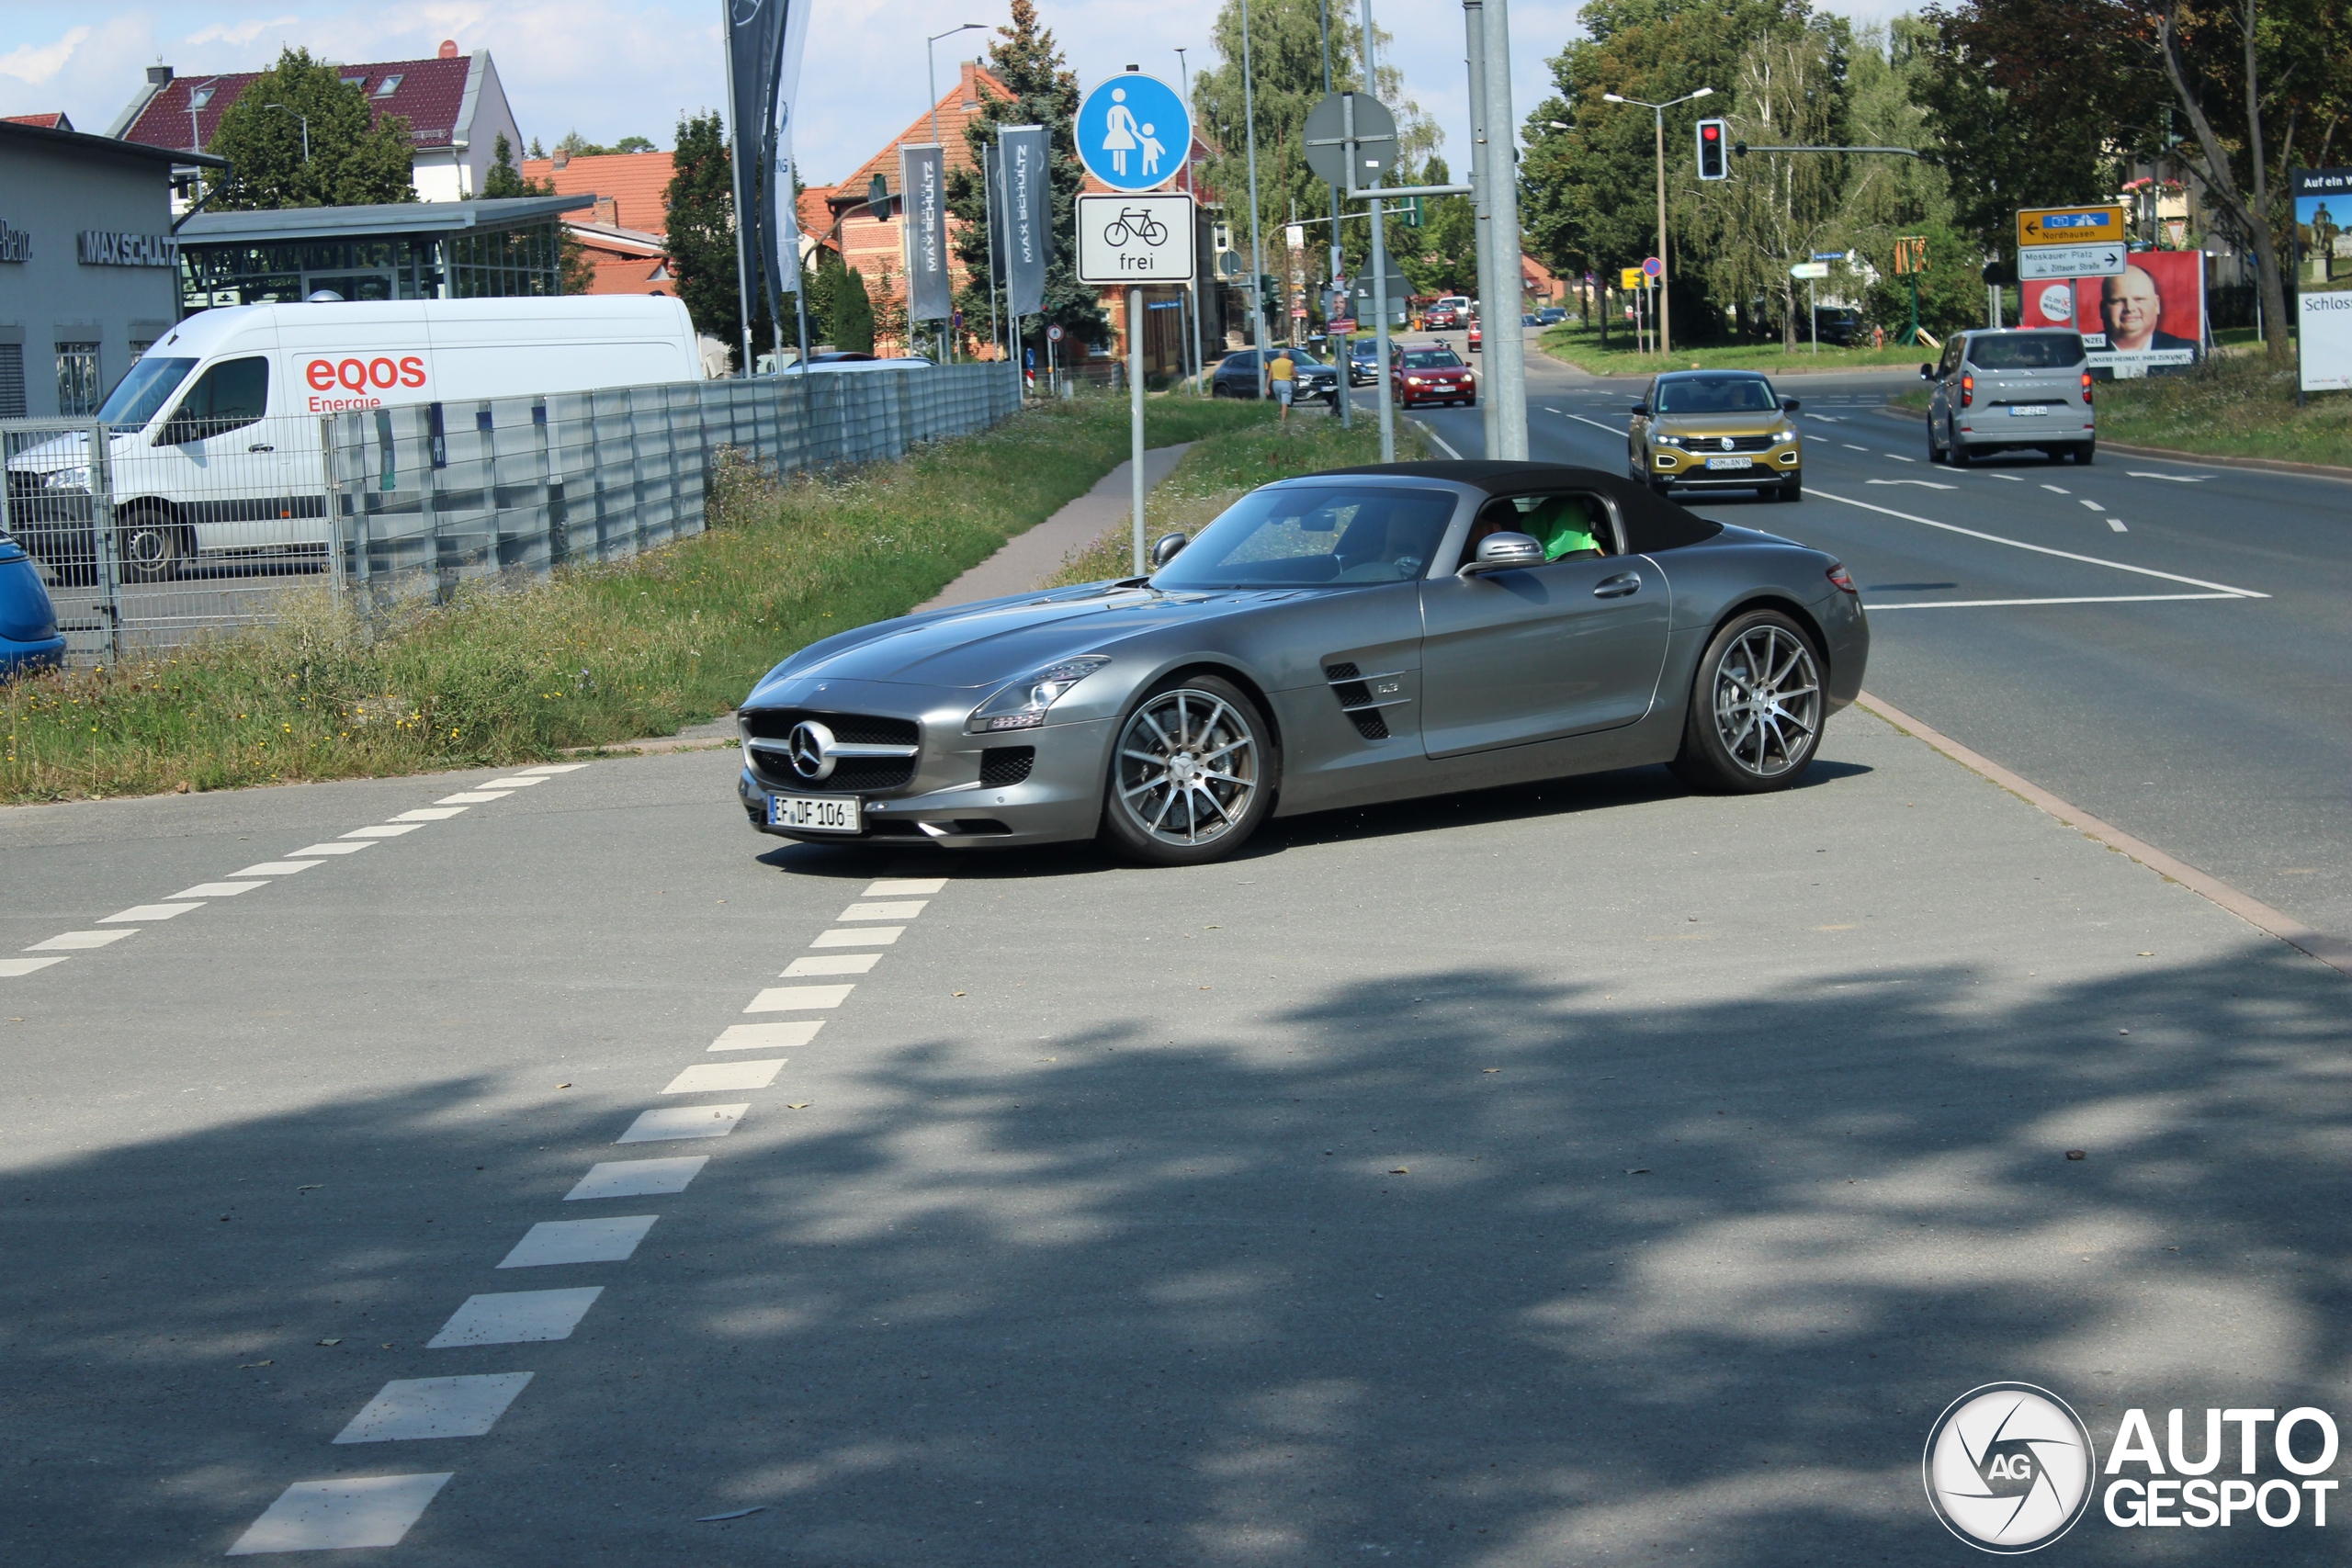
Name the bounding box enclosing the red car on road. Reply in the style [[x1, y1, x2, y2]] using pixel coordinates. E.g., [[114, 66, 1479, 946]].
[[1467, 317, 1483, 354], [1391, 343, 1476, 407], [1422, 301, 1462, 330]]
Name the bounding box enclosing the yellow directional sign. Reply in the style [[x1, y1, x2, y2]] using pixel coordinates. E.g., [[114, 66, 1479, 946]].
[[1619, 266, 1647, 289], [2017, 204, 2126, 248]]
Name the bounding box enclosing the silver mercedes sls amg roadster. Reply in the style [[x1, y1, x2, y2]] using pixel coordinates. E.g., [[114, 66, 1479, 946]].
[[736, 461, 1868, 864]]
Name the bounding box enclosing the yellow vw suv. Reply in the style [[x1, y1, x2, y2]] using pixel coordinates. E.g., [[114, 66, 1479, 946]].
[[1627, 369, 1804, 502]]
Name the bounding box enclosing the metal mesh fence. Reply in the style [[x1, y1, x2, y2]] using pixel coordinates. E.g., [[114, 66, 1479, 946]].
[[0, 362, 1019, 663]]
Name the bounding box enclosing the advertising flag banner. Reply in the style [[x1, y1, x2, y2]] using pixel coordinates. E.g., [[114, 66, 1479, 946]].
[[2293, 167, 2352, 392], [1001, 125, 1051, 319], [902, 143, 951, 323], [727, 0, 787, 307], [2019, 249, 2204, 378], [771, 0, 809, 294]]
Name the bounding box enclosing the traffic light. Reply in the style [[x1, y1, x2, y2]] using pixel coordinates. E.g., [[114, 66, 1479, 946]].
[[1695, 118, 1728, 181], [1400, 196, 1424, 229], [1259, 274, 1282, 316]]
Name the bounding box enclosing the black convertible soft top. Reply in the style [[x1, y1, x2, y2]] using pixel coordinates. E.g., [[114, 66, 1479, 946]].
[[1319, 460, 1725, 555]]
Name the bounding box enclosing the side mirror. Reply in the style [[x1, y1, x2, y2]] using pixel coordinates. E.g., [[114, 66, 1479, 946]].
[[1918, 363, 1935, 380], [1149, 531, 1188, 568], [1780, 397, 1801, 413], [1629, 403, 1649, 418], [1460, 531, 1544, 578]]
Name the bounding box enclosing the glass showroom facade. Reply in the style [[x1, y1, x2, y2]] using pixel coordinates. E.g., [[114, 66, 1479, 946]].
[[175, 198, 581, 316]]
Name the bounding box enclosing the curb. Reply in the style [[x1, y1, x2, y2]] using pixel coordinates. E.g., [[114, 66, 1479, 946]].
[[1855, 691, 2350, 977]]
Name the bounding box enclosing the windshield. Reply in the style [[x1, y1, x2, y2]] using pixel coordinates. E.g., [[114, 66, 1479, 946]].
[[1401, 349, 1462, 370], [1968, 333, 2085, 369], [96, 356, 198, 427], [1151, 484, 1458, 589], [1653, 376, 1778, 414]]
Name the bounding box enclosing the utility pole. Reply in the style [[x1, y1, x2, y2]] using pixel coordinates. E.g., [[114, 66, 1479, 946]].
[[1319, 0, 1350, 427], [1603, 86, 1713, 359], [1177, 46, 1204, 395], [1478, 0, 1527, 457], [1361, 0, 1395, 460], [1464, 0, 1498, 457]]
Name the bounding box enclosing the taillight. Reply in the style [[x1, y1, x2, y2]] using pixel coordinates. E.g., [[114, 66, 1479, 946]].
[[1826, 562, 1858, 595], [1960, 373, 1973, 409], [2081, 370, 2094, 404]]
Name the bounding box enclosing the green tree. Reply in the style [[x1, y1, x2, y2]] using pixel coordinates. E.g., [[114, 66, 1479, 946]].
[[205, 47, 416, 209], [664, 110, 765, 360], [830, 265, 876, 354], [481, 133, 597, 295], [943, 0, 1111, 355]]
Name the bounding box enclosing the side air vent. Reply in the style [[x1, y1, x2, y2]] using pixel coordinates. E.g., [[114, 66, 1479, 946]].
[[978, 746, 1035, 786], [1324, 660, 1408, 742]]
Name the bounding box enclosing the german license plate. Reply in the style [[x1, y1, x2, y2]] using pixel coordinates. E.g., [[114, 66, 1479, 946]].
[[767, 794, 860, 833], [2008, 404, 2050, 417], [1704, 456, 1753, 470]]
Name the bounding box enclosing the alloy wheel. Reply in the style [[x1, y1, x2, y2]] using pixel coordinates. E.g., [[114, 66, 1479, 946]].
[[1709, 623, 1821, 778], [1113, 688, 1261, 849]]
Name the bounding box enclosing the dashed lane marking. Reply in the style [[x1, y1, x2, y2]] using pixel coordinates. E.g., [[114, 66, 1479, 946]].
[[232, 862, 322, 876], [2041, 484, 2071, 494], [565, 1157, 707, 1201], [480, 776, 550, 787], [425, 1288, 604, 1348], [2109, 519, 2129, 532], [864, 878, 945, 896], [1562, 412, 1626, 435], [781, 953, 882, 977], [1812, 489, 2268, 597], [436, 792, 513, 805], [343, 825, 424, 840], [171, 881, 266, 899], [662, 1058, 787, 1095], [1884, 454, 1916, 462], [290, 842, 374, 856], [1987, 473, 2023, 480], [811, 926, 902, 947], [616, 1104, 750, 1143], [839, 900, 927, 920], [2078, 499, 2105, 510], [1866, 479, 1957, 490], [710, 1021, 823, 1052], [392, 807, 469, 822], [1842, 444, 1869, 451], [513, 762, 588, 774], [100, 902, 200, 922], [333, 1374, 534, 1445], [2128, 471, 2211, 481], [496, 1216, 657, 1269], [0, 957, 69, 977], [226, 1473, 454, 1555], [28, 930, 136, 950], [745, 984, 854, 1011]]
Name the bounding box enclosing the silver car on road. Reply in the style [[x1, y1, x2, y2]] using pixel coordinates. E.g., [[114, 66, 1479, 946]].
[[1922, 328, 2097, 466], [737, 461, 1869, 864]]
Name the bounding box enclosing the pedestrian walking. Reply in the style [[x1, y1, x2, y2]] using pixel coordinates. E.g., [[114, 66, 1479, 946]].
[[1267, 346, 1295, 423]]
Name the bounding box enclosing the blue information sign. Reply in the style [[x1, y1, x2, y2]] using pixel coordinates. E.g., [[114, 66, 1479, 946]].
[[1075, 73, 1192, 193]]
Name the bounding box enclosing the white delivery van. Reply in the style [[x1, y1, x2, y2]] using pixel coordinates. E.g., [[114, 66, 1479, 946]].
[[6, 296, 702, 580]]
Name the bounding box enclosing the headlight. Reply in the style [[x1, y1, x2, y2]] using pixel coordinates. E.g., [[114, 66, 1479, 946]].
[[966, 656, 1111, 734], [1773, 425, 1797, 443], [42, 466, 91, 492], [1654, 434, 1684, 447], [1405, 376, 1426, 386]]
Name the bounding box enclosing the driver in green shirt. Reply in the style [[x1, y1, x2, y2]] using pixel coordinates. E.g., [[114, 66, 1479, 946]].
[[1525, 494, 1603, 559]]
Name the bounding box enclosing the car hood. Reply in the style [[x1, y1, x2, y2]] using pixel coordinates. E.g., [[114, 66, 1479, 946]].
[[748, 583, 1307, 697], [2, 429, 120, 477], [1652, 412, 1790, 436]]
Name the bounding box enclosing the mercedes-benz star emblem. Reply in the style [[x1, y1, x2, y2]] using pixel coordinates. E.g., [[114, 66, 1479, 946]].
[[787, 720, 837, 781]]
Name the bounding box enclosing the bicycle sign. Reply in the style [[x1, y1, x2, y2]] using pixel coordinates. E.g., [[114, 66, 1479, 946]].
[[1077, 192, 1194, 285]]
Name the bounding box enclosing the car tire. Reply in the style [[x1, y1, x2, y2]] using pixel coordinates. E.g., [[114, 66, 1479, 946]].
[[1099, 672, 1280, 866], [1648, 478, 1671, 499], [1948, 432, 1972, 468], [1668, 609, 1826, 795], [116, 507, 187, 582], [2074, 441, 2096, 465], [1927, 418, 1944, 463], [1776, 477, 1803, 502], [1211, 382, 1228, 398]]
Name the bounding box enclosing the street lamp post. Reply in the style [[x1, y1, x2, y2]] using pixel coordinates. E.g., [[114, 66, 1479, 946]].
[[262, 103, 310, 165], [1177, 46, 1206, 397], [927, 22, 986, 362], [1601, 85, 1712, 357], [1240, 0, 1271, 379]]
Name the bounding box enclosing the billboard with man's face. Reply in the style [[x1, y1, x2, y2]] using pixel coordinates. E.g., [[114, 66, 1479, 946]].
[[2020, 250, 2204, 377], [2293, 167, 2352, 392]]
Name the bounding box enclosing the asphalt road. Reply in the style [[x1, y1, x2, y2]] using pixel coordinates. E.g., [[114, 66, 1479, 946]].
[[1409, 334, 2352, 945], [5, 696, 2348, 1563]]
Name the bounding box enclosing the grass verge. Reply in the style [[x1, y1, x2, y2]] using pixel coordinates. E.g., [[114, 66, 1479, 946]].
[[1, 392, 1278, 804], [1883, 355, 2350, 468], [1536, 320, 1938, 378], [1046, 409, 1424, 587]]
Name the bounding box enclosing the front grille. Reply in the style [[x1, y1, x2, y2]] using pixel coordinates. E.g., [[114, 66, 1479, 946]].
[[742, 705, 921, 794], [1680, 434, 1780, 453], [740, 707, 919, 747], [979, 747, 1035, 786]]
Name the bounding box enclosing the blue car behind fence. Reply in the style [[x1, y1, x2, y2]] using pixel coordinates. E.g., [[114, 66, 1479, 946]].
[[0, 535, 66, 679]]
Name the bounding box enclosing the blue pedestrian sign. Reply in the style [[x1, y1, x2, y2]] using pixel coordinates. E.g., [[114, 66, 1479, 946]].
[[1076, 73, 1191, 193]]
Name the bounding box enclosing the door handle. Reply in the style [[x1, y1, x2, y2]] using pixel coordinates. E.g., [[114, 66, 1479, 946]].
[[247, 444, 275, 452], [1593, 572, 1641, 598]]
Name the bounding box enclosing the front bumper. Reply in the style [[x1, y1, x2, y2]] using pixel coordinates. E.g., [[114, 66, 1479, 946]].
[[1651, 442, 1802, 486]]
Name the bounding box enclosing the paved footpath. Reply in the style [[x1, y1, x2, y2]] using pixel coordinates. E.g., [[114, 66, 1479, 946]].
[[2, 691, 2346, 1562]]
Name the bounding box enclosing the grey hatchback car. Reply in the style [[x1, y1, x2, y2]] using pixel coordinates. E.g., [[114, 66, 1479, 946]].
[[1921, 329, 2096, 466]]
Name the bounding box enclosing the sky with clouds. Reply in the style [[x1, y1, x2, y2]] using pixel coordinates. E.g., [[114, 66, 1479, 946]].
[[0, 0, 1911, 190]]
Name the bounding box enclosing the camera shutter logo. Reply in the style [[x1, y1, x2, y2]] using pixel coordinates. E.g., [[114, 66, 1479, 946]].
[[1923, 1382, 2097, 1552]]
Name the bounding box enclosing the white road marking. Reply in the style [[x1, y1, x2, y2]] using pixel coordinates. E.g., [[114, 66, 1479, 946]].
[[811, 926, 901, 947], [1842, 444, 1869, 451], [333, 1373, 534, 1444], [662, 1058, 786, 1094], [0, 956, 69, 976], [1544, 406, 1563, 413], [292, 841, 375, 855], [436, 792, 512, 805], [426, 1288, 604, 1347], [566, 1156, 707, 1201], [2109, 519, 2129, 532], [173, 881, 266, 898], [28, 931, 135, 950], [1987, 473, 2023, 480], [2077, 499, 2105, 510], [745, 985, 854, 1011], [863, 878, 945, 896], [100, 902, 201, 922], [1865, 479, 1957, 490], [1812, 490, 2268, 596], [514, 763, 589, 774], [2127, 471, 2209, 481], [233, 862, 322, 876], [711, 1020, 823, 1052], [840, 900, 926, 921], [343, 825, 423, 839], [1871, 592, 2243, 610], [617, 1104, 749, 1143], [1803, 412, 1843, 422], [393, 807, 468, 821], [227, 1473, 454, 1554], [1884, 454, 1916, 462], [1419, 425, 1464, 458], [781, 953, 881, 977], [1563, 412, 1625, 435], [497, 1215, 657, 1268], [480, 776, 550, 787], [2041, 484, 2071, 493]]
